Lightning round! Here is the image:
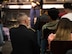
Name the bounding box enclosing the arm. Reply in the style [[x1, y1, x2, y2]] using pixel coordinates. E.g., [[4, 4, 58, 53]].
[[36, 1, 40, 5], [48, 33, 56, 50], [48, 33, 56, 42], [30, 0, 40, 8], [30, 30, 40, 54]]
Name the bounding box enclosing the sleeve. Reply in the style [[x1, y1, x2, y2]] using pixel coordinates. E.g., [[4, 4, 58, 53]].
[[31, 31, 40, 54], [34, 16, 40, 30]]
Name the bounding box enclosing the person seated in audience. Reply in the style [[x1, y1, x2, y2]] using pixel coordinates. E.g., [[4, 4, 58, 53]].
[[34, 10, 49, 47], [48, 18, 72, 45], [34, 10, 49, 30], [42, 8, 59, 37], [41, 8, 59, 54], [61, 2, 72, 21], [10, 13, 40, 54]]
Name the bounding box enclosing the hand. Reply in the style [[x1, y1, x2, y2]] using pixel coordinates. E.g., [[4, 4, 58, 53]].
[[31, 2, 37, 7], [48, 33, 56, 41], [36, 2, 40, 5]]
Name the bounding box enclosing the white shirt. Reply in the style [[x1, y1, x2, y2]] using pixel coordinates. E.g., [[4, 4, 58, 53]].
[[61, 13, 72, 21]]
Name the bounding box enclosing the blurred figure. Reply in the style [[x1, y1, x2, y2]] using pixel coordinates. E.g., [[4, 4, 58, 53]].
[[30, 0, 40, 28], [0, 19, 4, 54], [61, 2, 72, 21], [34, 10, 49, 47], [42, 8, 59, 54], [3, 24, 10, 41], [42, 8, 59, 32], [66, 49, 72, 54], [10, 13, 40, 54], [48, 18, 72, 45], [34, 10, 49, 30]]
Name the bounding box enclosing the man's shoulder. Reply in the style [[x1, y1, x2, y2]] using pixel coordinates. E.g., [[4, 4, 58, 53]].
[[61, 14, 67, 18], [42, 23, 48, 30], [61, 13, 72, 18], [28, 28, 36, 32], [10, 27, 17, 30], [61, 13, 72, 21], [10, 27, 18, 32]]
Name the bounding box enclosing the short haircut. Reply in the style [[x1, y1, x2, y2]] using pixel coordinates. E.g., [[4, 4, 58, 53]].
[[48, 8, 59, 20], [63, 2, 72, 9], [16, 13, 28, 22]]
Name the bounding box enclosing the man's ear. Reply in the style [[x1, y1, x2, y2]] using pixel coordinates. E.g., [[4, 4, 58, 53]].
[[24, 20, 27, 23]]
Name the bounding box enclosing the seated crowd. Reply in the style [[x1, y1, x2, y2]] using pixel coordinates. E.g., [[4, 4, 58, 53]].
[[0, 2, 72, 54]]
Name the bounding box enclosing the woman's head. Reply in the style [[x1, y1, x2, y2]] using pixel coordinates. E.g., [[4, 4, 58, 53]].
[[55, 18, 72, 41]]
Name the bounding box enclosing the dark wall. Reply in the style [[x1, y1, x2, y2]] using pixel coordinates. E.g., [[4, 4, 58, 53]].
[[2, 9, 30, 21], [0, 0, 3, 4]]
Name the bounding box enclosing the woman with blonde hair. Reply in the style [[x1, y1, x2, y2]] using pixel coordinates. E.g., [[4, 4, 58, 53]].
[[48, 18, 72, 44]]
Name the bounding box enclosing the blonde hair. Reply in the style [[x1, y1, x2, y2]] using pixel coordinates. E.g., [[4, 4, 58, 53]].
[[55, 18, 72, 41]]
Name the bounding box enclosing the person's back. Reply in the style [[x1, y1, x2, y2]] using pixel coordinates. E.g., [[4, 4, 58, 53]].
[[3, 26, 10, 41], [34, 10, 49, 30], [10, 13, 40, 54], [42, 8, 59, 39], [10, 25, 39, 54], [61, 2, 72, 21], [41, 8, 59, 54], [34, 10, 49, 48]]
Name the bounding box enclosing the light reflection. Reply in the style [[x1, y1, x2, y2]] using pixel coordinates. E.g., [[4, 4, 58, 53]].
[[8, 4, 64, 9]]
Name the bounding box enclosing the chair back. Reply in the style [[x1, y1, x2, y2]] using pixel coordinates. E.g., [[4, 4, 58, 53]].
[[43, 28, 56, 39], [50, 41, 72, 54]]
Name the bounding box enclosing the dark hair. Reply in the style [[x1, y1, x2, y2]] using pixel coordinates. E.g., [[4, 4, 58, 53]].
[[48, 8, 59, 20], [64, 2, 72, 10]]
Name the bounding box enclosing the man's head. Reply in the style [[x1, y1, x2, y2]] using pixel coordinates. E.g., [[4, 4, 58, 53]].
[[64, 2, 72, 9], [48, 8, 59, 20], [63, 2, 72, 13], [17, 13, 30, 27]]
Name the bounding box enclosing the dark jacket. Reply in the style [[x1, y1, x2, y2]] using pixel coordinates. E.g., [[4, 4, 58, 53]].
[[34, 14, 49, 30], [42, 20, 59, 39], [10, 25, 40, 54]]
